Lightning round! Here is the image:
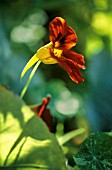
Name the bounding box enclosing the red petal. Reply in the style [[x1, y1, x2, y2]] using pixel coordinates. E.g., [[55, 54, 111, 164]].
[[38, 97, 51, 117], [49, 17, 67, 44], [60, 26, 77, 49], [30, 96, 55, 133], [63, 49, 86, 69], [50, 49, 85, 83], [60, 58, 84, 83]]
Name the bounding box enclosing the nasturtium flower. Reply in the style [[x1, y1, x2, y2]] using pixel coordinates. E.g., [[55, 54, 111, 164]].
[[30, 95, 54, 132], [21, 17, 85, 98]]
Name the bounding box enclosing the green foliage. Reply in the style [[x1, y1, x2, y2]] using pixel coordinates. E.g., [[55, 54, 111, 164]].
[[73, 133, 112, 170], [0, 86, 67, 170]]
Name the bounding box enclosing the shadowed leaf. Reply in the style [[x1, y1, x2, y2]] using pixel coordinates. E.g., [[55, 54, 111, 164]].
[[73, 133, 112, 170]]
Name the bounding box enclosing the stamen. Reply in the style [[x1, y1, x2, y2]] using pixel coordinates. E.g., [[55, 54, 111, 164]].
[[55, 41, 60, 48]]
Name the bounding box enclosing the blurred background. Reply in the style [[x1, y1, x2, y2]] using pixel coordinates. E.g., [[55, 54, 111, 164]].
[[0, 0, 112, 135]]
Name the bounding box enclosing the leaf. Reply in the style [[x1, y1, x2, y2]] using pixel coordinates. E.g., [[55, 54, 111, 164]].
[[0, 86, 67, 170], [73, 133, 112, 170]]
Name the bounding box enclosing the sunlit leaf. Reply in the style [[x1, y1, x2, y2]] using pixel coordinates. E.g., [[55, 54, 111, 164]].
[[0, 86, 67, 170]]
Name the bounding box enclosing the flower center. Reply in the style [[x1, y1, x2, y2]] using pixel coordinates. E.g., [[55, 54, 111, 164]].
[[55, 41, 60, 48], [53, 48, 63, 58]]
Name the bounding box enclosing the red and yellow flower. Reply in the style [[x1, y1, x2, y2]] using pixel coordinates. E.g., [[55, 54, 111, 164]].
[[21, 17, 85, 97]]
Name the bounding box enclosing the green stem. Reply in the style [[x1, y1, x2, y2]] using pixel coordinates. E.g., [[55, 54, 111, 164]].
[[20, 60, 41, 99], [58, 128, 85, 146]]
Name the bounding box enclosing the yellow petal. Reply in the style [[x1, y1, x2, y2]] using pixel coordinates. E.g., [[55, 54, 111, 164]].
[[21, 53, 39, 80]]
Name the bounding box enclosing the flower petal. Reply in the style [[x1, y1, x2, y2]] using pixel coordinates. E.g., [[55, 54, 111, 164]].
[[59, 58, 84, 83], [30, 95, 55, 132], [21, 53, 39, 79], [49, 17, 67, 44], [50, 49, 84, 83], [60, 26, 77, 49], [63, 49, 86, 69]]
